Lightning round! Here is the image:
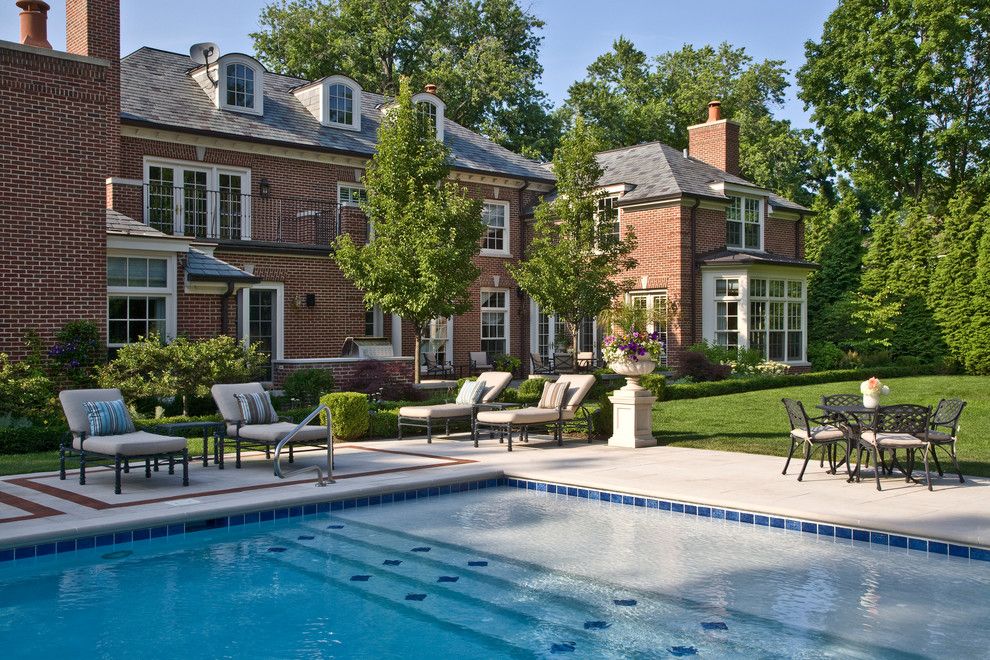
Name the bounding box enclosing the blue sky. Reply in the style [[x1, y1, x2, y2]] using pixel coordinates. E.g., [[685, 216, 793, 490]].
[[10, 1, 837, 128]]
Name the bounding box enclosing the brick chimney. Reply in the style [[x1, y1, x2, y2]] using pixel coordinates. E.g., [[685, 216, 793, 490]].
[[17, 0, 51, 48], [687, 100, 740, 176]]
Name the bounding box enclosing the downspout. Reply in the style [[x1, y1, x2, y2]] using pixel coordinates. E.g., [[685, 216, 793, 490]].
[[689, 197, 701, 347], [220, 282, 235, 336]]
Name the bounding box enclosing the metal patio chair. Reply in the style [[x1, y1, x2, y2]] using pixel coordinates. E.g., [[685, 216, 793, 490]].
[[856, 404, 933, 491], [422, 352, 454, 378], [922, 398, 966, 483], [530, 352, 554, 375], [781, 398, 846, 481], [469, 351, 493, 373]]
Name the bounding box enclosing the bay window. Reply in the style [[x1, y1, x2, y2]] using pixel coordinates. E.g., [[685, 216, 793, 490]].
[[715, 278, 740, 348], [749, 278, 805, 362]]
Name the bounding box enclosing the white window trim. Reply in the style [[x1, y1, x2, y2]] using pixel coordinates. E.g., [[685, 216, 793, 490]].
[[106, 251, 178, 347], [365, 305, 384, 337], [321, 75, 362, 131], [625, 290, 668, 365], [529, 299, 599, 359], [481, 288, 510, 355], [216, 54, 264, 116], [239, 282, 285, 362], [480, 199, 511, 257], [143, 157, 252, 240], [412, 92, 445, 142], [725, 194, 764, 252], [337, 182, 367, 207], [749, 275, 808, 364], [420, 316, 454, 371]]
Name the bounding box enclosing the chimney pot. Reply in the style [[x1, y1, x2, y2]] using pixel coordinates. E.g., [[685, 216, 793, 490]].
[[707, 100, 722, 123], [17, 0, 51, 49], [424, 83, 437, 94]]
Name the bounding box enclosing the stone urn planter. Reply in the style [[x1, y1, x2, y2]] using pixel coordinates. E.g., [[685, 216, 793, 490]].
[[609, 358, 656, 391]]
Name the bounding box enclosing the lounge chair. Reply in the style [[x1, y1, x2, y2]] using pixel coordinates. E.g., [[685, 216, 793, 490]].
[[397, 371, 512, 443], [422, 352, 454, 378], [469, 351, 494, 373], [781, 398, 845, 481], [212, 382, 332, 469], [474, 374, 595, 451], [59, 388, 189, 494], [530, 352, 554, 375]]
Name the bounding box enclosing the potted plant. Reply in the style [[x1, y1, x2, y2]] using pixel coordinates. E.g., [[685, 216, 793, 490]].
[[601, 329, 665, 390], [860, 376, 890, 408]]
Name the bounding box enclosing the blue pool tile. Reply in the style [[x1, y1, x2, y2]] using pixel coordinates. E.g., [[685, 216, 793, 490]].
[[785, 519, 801, 532], [341, 500, 356, 510], [739, 512, 753, 524], [289, 506, 303, 517], [755, 515, 769, 526], [550, 642, 576, 654], [297, 535, 315, 541], [330, 501, 344, 511], [96, 533, 115, 547], [132, 528, 150, 541], [369, 495, 381, 506], [383, 560, 402, 566], [166, 524, 185, 537], [56, 540, 76, 554], [871, 532, 889, 546], [506, 478, 517, 487], [929, 541, 948, 555], [469, 481, 480, 490], [392, 491, 405, 503], [607, 493, 620, 504], [350, 575, 370, 581], [672, 502, 684, 513], [267, 547, 287, 553], [228, 514, 244, 527], [685, 504, 697, 515], [818, 524, 835, 537], [468, 561, 488, 567], [613, 599, 637, 607], [275, 507, 290, 519], [437, 576, 459, 582], [303, 504, 317, 515], [949, 544, 969, 558], [381, 493, 394, 504], [244, 512, 260, 524], [584, 621, 611, 630], [908, 538, 928, 552], [439, 484, 452, 495], [622, 495, 634, 505], [852, 529, 871, 543], [526, 481, 536, 491], [77, 536, 96, 549], [411, 547, 431, 553], [14, 546, 35, 559], [405, 593, 427, 601], [971, 548, 990, 562], [726, 510, 740, 522], [770, 517, 784, 529], [588, 490, 600, 500], [36, 543, 56, 557], [536, 482, 547, 492], [416, 488, 430, 499], [702, 621, 728, 630], [889, 535, 907, 549], [668, 646, 697, 656], [486, 479, 499, 488], [567, 487, 578, 497], [261, 509, 276, 520], [429, 486, 440, 497], [801, 522, 817, 534], [697, 506, 710, 517], [0, 548, 13, 562], [660, 501, 672, 512], [546, 484, 557, 494], [835, 527, 852, 540], [353, 498, 368, 508], [114, 531, 133, 545], [648, 499, 661, 510], [711, 507, 724, 519], [317, 502, 331, 513]]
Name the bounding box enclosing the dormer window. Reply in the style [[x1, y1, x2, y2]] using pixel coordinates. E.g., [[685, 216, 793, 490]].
[[328, 83, 353, 125], [292, 75, 362, 131], [195, 54, 264, 116], [412, 92, 445, 141]]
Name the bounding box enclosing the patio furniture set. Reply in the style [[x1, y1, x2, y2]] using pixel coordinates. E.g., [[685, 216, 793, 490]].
[[782, 394, 966, 491], [422, 351, 602, 378]]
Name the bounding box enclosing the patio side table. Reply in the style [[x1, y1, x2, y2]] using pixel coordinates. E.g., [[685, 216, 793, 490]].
[[148, 421, 226, 469]]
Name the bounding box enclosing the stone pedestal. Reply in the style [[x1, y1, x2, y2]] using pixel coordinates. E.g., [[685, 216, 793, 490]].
[[607, 385, 657, 448]]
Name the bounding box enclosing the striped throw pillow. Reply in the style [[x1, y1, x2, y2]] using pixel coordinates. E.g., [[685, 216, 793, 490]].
[[454, 380, 484, 405], [234, 392, 278, 425], [537, 381, 569, 410], [83, 400, 135, 436]]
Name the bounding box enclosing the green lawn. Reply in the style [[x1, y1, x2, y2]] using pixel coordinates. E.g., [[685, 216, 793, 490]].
[[654, 375, 990, 477]]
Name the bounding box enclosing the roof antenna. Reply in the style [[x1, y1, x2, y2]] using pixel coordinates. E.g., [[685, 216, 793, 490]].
[[190, 42, 220, 87]]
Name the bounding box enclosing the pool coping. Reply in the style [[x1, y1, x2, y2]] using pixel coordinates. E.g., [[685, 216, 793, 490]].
[[2, 472, 988, 564]]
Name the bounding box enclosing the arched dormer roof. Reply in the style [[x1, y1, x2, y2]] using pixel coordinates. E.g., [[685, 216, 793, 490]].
[[191, 53, 266, 116], [291, 74, 362, 132]]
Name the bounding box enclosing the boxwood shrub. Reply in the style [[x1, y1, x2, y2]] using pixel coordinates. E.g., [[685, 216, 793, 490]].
[[319, 392, 370, 441]]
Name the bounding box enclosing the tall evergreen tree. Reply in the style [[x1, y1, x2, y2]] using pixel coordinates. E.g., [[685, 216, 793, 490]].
[[965, 224, 990, 374]]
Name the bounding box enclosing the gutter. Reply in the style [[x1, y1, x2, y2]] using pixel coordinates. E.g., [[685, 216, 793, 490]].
[[689, 197, 701, 347]]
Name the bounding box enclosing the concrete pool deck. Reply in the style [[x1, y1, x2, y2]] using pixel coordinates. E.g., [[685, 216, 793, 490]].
[[1, 435, 988, 551]]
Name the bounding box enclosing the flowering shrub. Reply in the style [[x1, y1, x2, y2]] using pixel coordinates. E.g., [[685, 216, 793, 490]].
[[754, 361, 789, 376], [602, 329, 665, 363], [860, 376, 891, 396]]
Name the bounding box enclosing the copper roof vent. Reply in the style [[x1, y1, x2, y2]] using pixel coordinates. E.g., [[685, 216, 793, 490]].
[[707, 100, 723, 122], [17, 0, 51, 49]]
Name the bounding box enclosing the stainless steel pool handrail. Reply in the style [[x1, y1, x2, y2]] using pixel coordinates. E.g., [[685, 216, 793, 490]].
[[273, 404, 334, 486]]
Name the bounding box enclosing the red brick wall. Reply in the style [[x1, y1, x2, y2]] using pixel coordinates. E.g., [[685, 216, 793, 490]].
[[0, 44, 114, 358], [687, 120, 740, 176], [272, 359, 413, 390]]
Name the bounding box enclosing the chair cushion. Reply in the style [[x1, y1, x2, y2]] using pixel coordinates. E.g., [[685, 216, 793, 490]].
[[74, 430, 186, 456], [83, 399, 135, 436], [924, 430, 955, 443], [454, 380, 485, 405], [860, 431, 927, 448], [212, 383, 265, 423], [398, 403, 473, 420], [555, 374, 596, 411], [235, 422, 330, 443], [791, 425, 843, 442], [60, 388, 125, 434], [538, 381, 568, 409], [475, 371, 512, 403], [476, 407, 575, 425], [235, 392, 278, 425]]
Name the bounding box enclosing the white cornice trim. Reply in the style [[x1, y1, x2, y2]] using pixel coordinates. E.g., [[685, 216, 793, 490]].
[[106, 177, 143, 186]]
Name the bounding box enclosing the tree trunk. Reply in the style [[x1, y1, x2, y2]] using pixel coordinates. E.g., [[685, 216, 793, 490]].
[[413, 323, 423, 385], [182, 393, 189, 417]]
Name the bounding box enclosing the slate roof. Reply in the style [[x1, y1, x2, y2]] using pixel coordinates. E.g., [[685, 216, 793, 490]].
[[185, 249, 260, 282], [596, 142, 810, 213], [697, 249, 819, 269], [120, 48, 554, 184], [106, 208, 173, 237]]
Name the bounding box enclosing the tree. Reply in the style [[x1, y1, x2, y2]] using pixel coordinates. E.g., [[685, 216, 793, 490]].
[[252, 0, 559, 159], [509, 117, 638, 359], [332, 78, 483, 383], [798, 0, 990, 206], [565, 39, 821, 205]]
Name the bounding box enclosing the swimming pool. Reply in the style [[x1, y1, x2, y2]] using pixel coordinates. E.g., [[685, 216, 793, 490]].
[[1, 484, 987, 658]]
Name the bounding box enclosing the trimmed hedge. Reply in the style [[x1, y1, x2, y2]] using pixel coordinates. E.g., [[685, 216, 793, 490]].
[[0, 425, 64, 454], [320, 392, 370, 441], [662, 364, 936, 401], [517, 377, 547, 403]]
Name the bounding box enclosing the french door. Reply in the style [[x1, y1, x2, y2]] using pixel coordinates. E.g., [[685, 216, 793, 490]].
[[145, 162, 248, 239]]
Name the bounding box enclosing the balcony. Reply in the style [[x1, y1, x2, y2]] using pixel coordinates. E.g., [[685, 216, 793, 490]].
[[108, 183, 368, 249]]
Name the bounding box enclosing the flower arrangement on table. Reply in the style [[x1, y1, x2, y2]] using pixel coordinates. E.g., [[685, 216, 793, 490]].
[[602, 329, 665, 364], [860, 376, 890, 407]]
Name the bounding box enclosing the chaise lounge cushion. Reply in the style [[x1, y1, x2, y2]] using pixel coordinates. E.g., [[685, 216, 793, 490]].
[[212, 382, 266, 423], [397, 403, 473, 420], [476, 407, 575, 425], [232, 422, 330, 444], [74, 430, 187, 456], [556, 374, 596, 411]]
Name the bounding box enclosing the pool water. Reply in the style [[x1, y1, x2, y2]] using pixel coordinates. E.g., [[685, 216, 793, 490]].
[[1, 487, 987, 658]]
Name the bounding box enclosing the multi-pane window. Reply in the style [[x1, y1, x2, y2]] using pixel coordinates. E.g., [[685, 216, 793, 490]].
[[417, 101, 438, 135], [218, 173, 244, 239], [481, 289, 508, 355], [482, 202, 508, 253], [339, 185, 367, 206], [107, 256, 170, 350], [422, 317, 450, 364], [726, 196, 761, 250], [183, 170, 208, 238], [630, 291, 669, 365], [714, 278, 740, 348], [364, 306, 383, 337], [225, 63, 255, 109], [147, 166, 175, 234], [327, 83, 354, 125], [597, 195, 620, 244], [145, 162, 248, 239], [749, 278, 804, 362]]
